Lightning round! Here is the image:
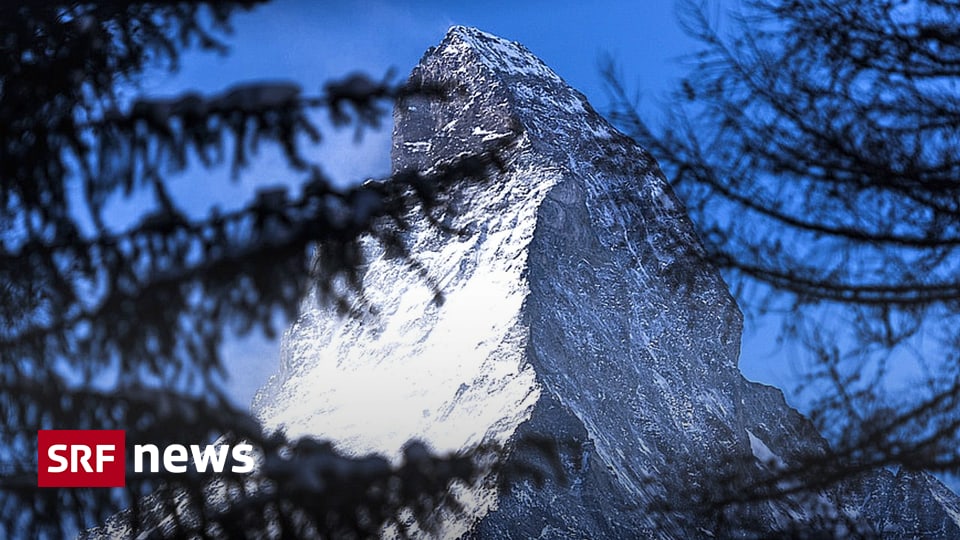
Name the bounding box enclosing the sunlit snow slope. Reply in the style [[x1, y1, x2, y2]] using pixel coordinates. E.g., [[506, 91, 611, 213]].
[[254, 27, 960, 538]]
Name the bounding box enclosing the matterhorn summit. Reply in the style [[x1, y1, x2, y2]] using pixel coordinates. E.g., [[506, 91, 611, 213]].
[[253, 27, 960, 538]]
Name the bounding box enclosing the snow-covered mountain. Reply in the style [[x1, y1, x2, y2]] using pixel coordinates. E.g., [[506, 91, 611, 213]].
[[253, 26, 960, 538]]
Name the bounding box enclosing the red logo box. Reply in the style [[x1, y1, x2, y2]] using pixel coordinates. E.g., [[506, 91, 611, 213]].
[[37, 430, 126, 487]]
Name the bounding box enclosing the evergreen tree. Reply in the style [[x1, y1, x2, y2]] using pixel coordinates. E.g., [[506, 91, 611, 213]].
[[0, 2, 522, 537]]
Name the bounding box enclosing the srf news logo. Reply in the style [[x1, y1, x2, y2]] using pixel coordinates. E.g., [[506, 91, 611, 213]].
[[37, 430, 255, 488], [37, 430, 126, 488]]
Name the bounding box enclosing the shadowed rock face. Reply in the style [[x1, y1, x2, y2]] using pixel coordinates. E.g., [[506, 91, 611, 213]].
[[255, 26, 960, 538]]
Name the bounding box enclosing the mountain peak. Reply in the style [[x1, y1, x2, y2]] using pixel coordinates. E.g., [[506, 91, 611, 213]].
[[440, 25, 564, 84], [394, 25, 636, 175], [257, 27, 960, 538]]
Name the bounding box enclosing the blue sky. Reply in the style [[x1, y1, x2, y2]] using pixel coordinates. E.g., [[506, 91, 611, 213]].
[[130, 0, 797, 407]]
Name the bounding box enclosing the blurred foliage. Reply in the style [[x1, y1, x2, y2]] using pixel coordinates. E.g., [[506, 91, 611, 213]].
[[0, 1, 531, 537]]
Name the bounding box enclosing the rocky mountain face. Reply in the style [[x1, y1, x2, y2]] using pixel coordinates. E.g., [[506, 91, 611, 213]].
[[253, 27, 960, 538]]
